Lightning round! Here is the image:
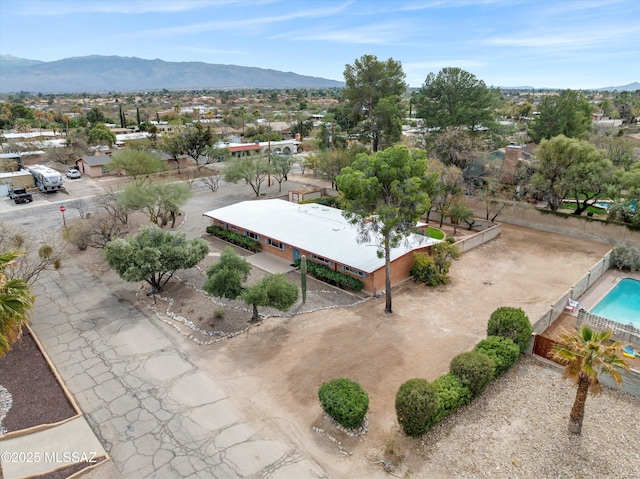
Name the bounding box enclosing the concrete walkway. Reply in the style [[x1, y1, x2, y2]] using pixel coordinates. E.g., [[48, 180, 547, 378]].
[[246, 252, 297, 274], [28, 261, 327, 478], [0, 417, 106, 479]]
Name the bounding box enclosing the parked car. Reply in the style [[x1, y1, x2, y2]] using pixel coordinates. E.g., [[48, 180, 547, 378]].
[[8, 187, 33, 204], [66, 168, 81, 179]]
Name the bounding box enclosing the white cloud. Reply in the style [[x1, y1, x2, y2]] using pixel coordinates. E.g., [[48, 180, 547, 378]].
[[272, 22, 408, 45], [10, 0, 259, 16]]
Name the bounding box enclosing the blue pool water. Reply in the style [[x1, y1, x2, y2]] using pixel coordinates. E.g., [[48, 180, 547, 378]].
[[590, 278, 640, 327]]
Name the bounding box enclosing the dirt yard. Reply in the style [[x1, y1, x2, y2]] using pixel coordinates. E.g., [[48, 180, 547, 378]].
[[173, 223, 618, 478]]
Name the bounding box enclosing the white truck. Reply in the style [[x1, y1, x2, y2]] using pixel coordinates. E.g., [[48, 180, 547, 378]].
[[27, 165, 63, 192]]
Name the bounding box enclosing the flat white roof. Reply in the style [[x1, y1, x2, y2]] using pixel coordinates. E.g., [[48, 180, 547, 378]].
[[204, 199, 439, 273]]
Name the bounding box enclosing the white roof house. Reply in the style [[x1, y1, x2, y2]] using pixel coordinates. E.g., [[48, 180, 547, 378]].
[[203, 199, 439, 274]]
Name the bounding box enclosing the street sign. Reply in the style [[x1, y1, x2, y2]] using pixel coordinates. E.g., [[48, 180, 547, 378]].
[[59, 205, 66, 212]]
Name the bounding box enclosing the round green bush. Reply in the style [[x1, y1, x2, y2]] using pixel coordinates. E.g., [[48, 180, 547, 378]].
[[487, 306, 533, 353], [395, 378, 439, 437], [449, 351, 495, 397], [318, 378, 369, 429], [432, 373, 472, 423], [474, 336, 521, 377]]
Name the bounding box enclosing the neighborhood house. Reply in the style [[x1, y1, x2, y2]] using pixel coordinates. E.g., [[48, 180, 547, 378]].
[[203, 199, 440, 295]]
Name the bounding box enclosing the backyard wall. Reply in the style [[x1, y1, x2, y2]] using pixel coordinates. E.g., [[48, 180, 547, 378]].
[[465, 196, 640, 246], [531, 252, 612, 334]]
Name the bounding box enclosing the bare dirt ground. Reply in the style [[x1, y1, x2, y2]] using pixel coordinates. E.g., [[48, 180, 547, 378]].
[[173, 223, 625, 478], [68, 209, 637, 478]]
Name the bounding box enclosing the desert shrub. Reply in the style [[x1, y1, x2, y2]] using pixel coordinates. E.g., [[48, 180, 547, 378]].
[[445, 237, 457, 244], [294, 259, 363, 291], [213, 309, 225, 320], [63, 221, 91, 250], [449, 351, 495, 397], [206, 225, 261, 252], [318, 378, 369, 429], [474, 336, 521, 377], [432, 373, 472, 423], [411, 242, 460, 286], [395, 378, 439, 437], [487, 307, 533, 353], [610, 244, 640, 272]]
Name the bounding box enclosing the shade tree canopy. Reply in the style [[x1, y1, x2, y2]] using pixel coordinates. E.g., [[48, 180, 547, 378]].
[[529, 90, 592, 144], [103, 226, 208, 292], [203, 247, 252, 300], [342, 54, 406, 152], [336, 145, 434, 314]]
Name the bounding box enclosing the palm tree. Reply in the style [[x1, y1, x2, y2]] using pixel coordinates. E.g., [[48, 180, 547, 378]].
[[0, 250, 35, 357], [551, 325, 629, 434]]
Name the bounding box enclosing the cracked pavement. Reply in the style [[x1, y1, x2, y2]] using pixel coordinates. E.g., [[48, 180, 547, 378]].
[[30, 261, 327, 478]]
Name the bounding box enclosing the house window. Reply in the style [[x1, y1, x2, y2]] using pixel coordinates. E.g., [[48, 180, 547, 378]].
[[310, 254, 329, 264], [245, 231, 259, 240], [218, 221, 228, 229], [344, 265, 366, 278], [266, 238, 285, 250], [229, 225, 238, 232]]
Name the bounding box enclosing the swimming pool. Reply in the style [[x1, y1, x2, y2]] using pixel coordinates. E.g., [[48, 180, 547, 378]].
[[590, 278, 640, 327]]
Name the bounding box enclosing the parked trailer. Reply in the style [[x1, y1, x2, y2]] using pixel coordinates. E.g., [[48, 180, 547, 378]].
[[27, 165, 63, 192]]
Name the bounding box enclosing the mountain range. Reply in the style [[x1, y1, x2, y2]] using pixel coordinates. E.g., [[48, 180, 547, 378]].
[[0, 54, 344, 93], [0, 55, 637, 94]]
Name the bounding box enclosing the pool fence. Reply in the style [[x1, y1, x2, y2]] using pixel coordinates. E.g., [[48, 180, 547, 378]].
[[530, 251, 612, 335]]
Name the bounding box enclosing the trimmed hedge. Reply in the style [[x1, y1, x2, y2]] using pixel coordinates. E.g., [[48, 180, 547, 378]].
[[395, 378, 440, 437], [318, 378, 369, 429], [450, 351, 495, 397], [474, 336, 520, 378], [487, 307, 532, 353], [206, 225, 261, 252], [294, 258, 364, 291], [432, 373, 472, 423]]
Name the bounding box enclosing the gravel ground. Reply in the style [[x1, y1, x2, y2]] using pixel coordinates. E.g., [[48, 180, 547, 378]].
[[416, 356, 640, 479], [0, 328, 77, 433]]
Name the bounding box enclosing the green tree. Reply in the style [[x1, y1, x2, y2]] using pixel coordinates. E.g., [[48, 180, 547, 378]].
[[242, 273, 298, 322], [203, 247, 252, 300], [271, 154, 295, 192], [179, 123, 215, 166], [566, 144, 615, 216], [530, 135, 615, 212], [120, 182, 191, 227], [103, 226, 208, 292], [448, 200, 473, 235], [530, 90, 592, 143], [108, 149, 167, 181], [342, 54, 406, 151], [88, 123, 116, 147], [0, 250, 35, 357], [224, 155, 273, 197], [589, 132, 637, 170], [86, 106, 107, 124], [336, 146, 433, 313], [413, 67, 497, 134], [551, 326, 628, 434]]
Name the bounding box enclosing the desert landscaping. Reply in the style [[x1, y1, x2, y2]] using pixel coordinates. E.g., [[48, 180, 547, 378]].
[[124, 221, 639, 478]]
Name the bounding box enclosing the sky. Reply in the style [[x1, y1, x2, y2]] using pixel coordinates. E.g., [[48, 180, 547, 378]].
[[1, 0, 639, 90]]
